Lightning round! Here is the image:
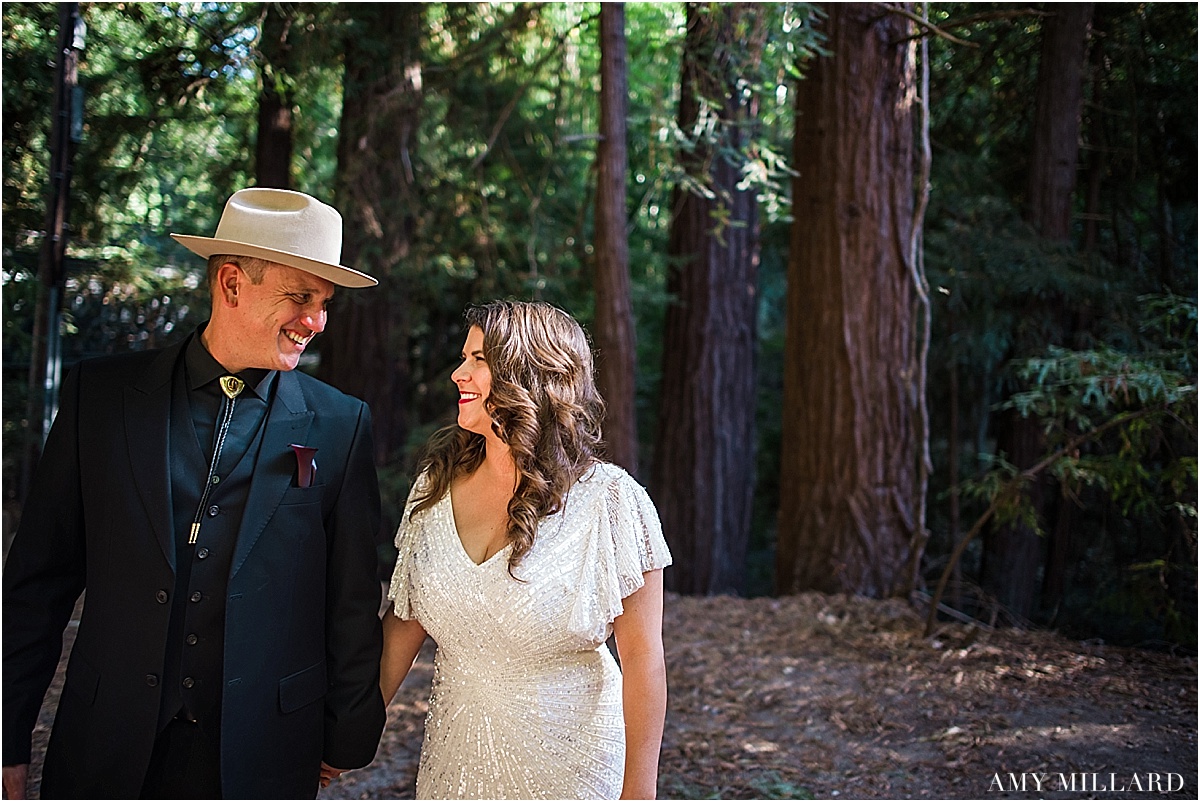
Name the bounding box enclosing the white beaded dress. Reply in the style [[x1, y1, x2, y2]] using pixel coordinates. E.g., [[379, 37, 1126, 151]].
[[387, 462, 671, 800]]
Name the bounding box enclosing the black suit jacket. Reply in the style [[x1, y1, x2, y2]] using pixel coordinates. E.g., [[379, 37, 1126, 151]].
[[3, 337, 386, 798]]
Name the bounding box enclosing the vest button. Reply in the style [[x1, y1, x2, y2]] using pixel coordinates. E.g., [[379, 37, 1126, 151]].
[[196, 548, 210, 560], [182, 677, 195, 689], [189, 591, 202, 603], [155, 590, 169, 604], [145, 674, 159, 687], [211, 475, 220, 485], [186, 634, 199, 646], [207, 505, 219, 517]]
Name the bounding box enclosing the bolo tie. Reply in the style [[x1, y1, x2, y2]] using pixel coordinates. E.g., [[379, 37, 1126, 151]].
[[188, 375, 245, 545]]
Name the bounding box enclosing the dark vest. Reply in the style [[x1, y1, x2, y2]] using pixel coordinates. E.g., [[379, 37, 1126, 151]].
[[158, 362, 269, 737]]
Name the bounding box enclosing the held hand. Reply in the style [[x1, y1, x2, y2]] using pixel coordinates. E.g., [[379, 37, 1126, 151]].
[[2, 764, 29, 800], [319, 762, 345, 789]]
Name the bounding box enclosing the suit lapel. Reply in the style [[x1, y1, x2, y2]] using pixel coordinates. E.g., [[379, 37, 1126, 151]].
[[125, 341, 185, 568], [231, 370, 313, 578]]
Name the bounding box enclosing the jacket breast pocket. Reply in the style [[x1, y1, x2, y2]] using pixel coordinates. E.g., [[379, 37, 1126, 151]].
[[279, 661, 328, 714], [277, 482, 324, 506], [279, 484, 324, 506]]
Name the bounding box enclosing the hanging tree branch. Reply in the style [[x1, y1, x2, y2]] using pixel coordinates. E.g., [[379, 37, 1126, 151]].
[[892, 7, 1050, 46], [883, 5, 977, 47]]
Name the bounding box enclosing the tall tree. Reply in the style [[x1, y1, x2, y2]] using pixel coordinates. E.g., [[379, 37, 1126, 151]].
[[319, 4, 424, 465], [22, 2, 82, 500], [983, 3, 1093, 622], [1025, 4, 1094, 241], [593, 3, 639, 477], [254, 1, 296, 188], [775, 3, 920, 598], [652, 3, 764, 595]]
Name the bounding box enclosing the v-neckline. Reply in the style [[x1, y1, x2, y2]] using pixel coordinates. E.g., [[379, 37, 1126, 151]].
[[444, 488, 512, 568]]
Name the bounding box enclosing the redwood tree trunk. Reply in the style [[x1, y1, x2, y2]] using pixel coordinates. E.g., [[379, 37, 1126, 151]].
[[319, 4, 423, 465], [594, 3, 639, 477], [651, 3, 763, 596], [774, 3, 919, 598], [254, 2, 296, 189], [984, 3, 1093, 621], [1025, 4, 1094, 240]]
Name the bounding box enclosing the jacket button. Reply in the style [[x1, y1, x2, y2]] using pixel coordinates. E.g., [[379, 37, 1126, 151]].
[[155, 590, 169, 604], [189, 591, 202, 603], [145, 674, 159, 687], [207, 505, 219, 517], [182, 677, 195, 689], [186, 634, 199, 646], [196, 548, 210, 560]]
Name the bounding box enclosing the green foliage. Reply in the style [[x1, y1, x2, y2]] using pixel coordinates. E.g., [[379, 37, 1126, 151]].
[[920, 3, 1197, 647], [667, 3, 824, 227], [1, 1, 1194, 649], [2, 3, 59, 246], [952, 294, 1197, 647]]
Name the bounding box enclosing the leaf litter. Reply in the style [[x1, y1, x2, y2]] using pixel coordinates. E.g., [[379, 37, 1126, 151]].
[[21, 593, 1194, 799]]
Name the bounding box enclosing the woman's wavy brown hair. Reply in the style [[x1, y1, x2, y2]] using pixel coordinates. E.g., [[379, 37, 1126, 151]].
[[411, 300, 606, 574]]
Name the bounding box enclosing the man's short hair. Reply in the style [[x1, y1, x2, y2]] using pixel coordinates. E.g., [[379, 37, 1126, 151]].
[[206, 254, 275, 287]]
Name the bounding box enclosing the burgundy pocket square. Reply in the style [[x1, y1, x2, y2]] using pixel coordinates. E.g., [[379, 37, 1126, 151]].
[[290, 444, 318, 488]]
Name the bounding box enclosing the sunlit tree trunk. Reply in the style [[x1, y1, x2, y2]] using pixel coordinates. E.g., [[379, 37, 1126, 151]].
[[652, 3, 763, 595], [254, 1, 295, 189], [594, 3, 639, 477], [985, 3, 1093, 622], [775, 3, 920, 598], [319, 4, 423, 465]]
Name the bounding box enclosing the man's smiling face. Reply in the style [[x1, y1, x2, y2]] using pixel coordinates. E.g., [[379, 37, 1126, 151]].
[[220, 261, 335, 373]]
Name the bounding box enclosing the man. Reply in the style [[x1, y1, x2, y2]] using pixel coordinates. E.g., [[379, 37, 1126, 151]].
[[3, 188, 387, 798]]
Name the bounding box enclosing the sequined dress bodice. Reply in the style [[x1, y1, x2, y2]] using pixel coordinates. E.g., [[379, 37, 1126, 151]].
[[388, 463, 671, 800]]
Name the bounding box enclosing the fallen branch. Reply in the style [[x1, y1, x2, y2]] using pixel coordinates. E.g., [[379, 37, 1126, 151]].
[[910, 590, 994, 630]]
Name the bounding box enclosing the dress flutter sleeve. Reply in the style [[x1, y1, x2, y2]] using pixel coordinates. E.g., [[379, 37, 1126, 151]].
[[387, 475, 428, 620], [589, 465, 673, 631]]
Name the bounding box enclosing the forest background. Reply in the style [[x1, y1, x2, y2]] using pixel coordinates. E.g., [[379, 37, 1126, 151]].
[[2, 2, 1196, 653]]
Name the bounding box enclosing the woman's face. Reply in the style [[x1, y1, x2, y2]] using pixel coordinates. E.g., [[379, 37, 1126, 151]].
[[451, 326, 494, 437]]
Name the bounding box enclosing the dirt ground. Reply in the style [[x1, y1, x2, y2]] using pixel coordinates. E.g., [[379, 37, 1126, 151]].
[[22, 592, 1197, 799]]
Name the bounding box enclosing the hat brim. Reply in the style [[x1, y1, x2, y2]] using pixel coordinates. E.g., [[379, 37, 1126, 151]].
[[170, 234, 378, 288]]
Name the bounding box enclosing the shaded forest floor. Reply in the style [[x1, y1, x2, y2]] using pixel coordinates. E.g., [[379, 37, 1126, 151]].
[[24, 593, 1196, 799], [322, 592, 1195, 800]]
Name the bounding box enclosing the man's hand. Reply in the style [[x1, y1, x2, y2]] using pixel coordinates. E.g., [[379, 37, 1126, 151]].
[[319, 762, 345, 790], [3, 764, 29, 800]]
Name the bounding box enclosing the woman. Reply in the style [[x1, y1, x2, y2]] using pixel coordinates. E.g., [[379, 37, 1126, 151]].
[[379, 300, 671, 799]]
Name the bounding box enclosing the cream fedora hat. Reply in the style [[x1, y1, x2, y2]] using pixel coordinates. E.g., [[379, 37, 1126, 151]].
[[171, 187, 377, 288]]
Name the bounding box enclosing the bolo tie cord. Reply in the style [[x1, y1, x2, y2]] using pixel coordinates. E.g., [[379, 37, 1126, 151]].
[[189, 376, 245, 545]]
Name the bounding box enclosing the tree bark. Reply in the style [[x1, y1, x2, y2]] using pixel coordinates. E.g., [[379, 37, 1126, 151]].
[[254, 2, 296, 189], [593, 3, 639, 477], [651, 3, 763, 596], [1025, 3, 1093, 241], [319, 4, 423, 465], [775, 3, 919, 598], [984, 3, 1092, 622]]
